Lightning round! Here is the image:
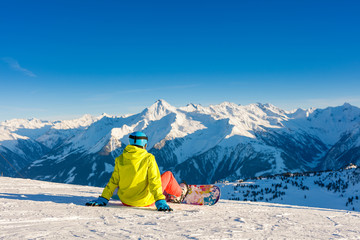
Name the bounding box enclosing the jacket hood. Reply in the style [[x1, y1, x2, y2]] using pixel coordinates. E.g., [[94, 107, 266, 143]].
[[123, 145, 148, 161]]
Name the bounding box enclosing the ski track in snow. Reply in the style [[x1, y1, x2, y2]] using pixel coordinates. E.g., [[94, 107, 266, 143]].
[[1, 177, 360, 239]]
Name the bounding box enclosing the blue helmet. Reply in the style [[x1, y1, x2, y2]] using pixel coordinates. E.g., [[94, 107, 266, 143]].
[[129, 131, 148, 148]]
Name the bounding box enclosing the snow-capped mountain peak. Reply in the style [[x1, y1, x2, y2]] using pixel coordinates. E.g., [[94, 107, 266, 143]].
[[52, 114, 101, 130], [180, 103, 204, 113], [0, 118, 52, 131], [140, 99, 177, 121], [286, 107, 315, 119]]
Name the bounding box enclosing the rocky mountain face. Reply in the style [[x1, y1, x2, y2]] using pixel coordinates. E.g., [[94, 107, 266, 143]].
[[1, 100, 359, 186]]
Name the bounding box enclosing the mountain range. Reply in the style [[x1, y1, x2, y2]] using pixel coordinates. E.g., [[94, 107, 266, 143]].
[[1, 100, 359, 186]]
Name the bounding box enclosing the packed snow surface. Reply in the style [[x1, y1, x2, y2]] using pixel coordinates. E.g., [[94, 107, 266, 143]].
[[1, 177, 360, 239]]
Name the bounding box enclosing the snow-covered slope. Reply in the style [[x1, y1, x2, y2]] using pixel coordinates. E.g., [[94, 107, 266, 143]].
[[1, 176, 360, 239], [218, 165, 360, 212], [1, 100, 360, 186]]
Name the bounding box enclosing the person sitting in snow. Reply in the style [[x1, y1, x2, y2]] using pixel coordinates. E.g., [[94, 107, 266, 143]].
[[85, 131, 188, 211]]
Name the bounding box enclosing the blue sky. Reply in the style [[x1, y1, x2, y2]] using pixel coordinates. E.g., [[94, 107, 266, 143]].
[[0, 0, 359, 121]]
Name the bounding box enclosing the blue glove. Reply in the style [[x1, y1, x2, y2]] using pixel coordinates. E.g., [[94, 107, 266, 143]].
[[85, 196, 109, 206], [155, 200, 173, 212]]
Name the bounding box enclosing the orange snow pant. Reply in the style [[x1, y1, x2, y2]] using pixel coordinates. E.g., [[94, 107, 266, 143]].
[[161, 171, 182, 200]]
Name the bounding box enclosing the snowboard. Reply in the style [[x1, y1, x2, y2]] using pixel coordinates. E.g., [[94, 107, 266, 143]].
[[181, 184, 221, 206]]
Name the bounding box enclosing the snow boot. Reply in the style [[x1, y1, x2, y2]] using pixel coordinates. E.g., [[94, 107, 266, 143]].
[[169, 182, 189, 203]]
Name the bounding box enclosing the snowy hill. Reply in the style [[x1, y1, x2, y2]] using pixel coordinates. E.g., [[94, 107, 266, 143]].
[[1, 176, 360, 239], [1, 100, 360, 186], [218, 164, 360, 212]]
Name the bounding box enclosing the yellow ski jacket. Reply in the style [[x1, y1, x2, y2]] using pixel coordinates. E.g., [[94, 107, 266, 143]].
[[101, 145, 165, 207]]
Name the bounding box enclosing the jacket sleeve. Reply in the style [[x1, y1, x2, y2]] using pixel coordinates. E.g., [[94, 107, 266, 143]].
[[147, 154, 166, 201], [101, 156, 120, 200]]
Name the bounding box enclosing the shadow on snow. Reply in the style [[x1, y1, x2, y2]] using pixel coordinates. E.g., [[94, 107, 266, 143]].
[[0, 193, 93, 206]]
